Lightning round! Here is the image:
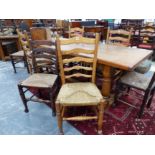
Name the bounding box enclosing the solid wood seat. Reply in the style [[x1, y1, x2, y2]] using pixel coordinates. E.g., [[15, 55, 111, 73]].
[[57, 82, 103, 105], [120, 71, 152, 90], [21, 73, 58, 88]]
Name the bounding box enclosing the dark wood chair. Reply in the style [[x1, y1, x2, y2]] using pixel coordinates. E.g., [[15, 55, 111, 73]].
[[18, 40, 59, 116], [10, 29, 30, 73], [114, 71, 155, 118], [30, 27, 47, 40], [56, 34, 106, 134], [133, 25, 155, 74]]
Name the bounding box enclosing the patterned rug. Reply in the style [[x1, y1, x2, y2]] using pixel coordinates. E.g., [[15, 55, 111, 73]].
[[69, 89, 155, 135]]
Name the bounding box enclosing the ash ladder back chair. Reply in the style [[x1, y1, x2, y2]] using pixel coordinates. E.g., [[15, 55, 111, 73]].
[[18, 40, 59, 116], [56, 34, 106, 134], [10, 29, 30, 73]]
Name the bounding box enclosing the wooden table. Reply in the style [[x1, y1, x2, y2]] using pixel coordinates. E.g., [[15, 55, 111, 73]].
[[0, 35, 20, 61], [97, 44, 153, 98]]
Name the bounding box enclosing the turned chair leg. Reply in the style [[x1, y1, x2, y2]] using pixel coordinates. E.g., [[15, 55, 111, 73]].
[[97, 100, 105, 134], [18, 84, 29, 113], [56, 103, 63, 134], [10, 55, 16, 73]]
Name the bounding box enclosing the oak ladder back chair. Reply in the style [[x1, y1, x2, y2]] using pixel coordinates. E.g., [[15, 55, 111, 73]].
[[10, 29, 30, 73], [18, 40, 59, 116], [114, 71, 155, 118], [106, 28, 132, 46], [69, 26, 84, 38], [56, 34, 106, 134]]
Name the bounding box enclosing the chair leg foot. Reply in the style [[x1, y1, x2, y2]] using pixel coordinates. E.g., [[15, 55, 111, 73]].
[[24, 108, 29, 113], [97, 130, 103, 135], [10, 56, 16, 73], [97, 100, 105, 135]]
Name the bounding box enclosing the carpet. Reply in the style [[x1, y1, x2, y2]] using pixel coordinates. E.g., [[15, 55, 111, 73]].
[[69, 89, 155, 135], [30, 85, 155, 135]]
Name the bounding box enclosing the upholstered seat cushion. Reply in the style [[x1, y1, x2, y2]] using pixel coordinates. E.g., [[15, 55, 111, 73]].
[[56, 82, 103, 105], [120, 71, 152, 90], [10, 50, 24, 57], [21, 73, 58, 88], [135, 59, 152, 74]]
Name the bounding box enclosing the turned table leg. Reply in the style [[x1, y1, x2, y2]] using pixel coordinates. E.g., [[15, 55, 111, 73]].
[[102, 65, 112, 98]]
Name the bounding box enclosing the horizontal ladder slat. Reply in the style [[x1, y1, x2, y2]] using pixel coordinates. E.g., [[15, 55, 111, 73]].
[[63, 57, 93, 64], [62, 48, 94, 55], [60, 37, 95, 45], [64, 65, 93, 72], [65, 73, 92, 79]]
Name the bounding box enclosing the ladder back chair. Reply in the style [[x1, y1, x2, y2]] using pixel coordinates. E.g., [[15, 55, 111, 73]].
[[30, 27, 47, 40], [10, 29, 30, 73], [106, 28, 132, 46], [69, 26, 84, 38], [114, 71, 155, 118], [56, 34, 106, 134], [18, 40, 59, 116]]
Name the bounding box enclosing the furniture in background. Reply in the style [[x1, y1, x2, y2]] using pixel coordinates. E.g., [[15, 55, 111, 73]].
[[56, 34, 106, 134], [0, 35, 21, 60], [69, 26, 84, 38], [10, 29, 30, 73], [30, 27, 47, 40], [114, 71, 155, 118], [106, 28, 132, 46], [18, 40, 59, 116]]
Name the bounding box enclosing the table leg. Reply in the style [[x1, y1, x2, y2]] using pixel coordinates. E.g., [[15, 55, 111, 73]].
[[102, 65, 112, 98]]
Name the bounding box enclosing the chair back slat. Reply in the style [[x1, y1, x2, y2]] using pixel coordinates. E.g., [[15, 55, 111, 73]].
[[57, 33, 99, 84]]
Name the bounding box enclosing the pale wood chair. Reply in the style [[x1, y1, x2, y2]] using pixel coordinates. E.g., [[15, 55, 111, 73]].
[[106, 28, 132, 46], [18, 40, 59, 116], [10, 29, 30, 73], [69, 26, 84, 38], [56, 34, 106, 134]]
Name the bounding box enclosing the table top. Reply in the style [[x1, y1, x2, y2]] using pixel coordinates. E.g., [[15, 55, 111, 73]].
[[60, 41, 153, 71], [97, 44, 152, 71], [0, 35, 19, 39]]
